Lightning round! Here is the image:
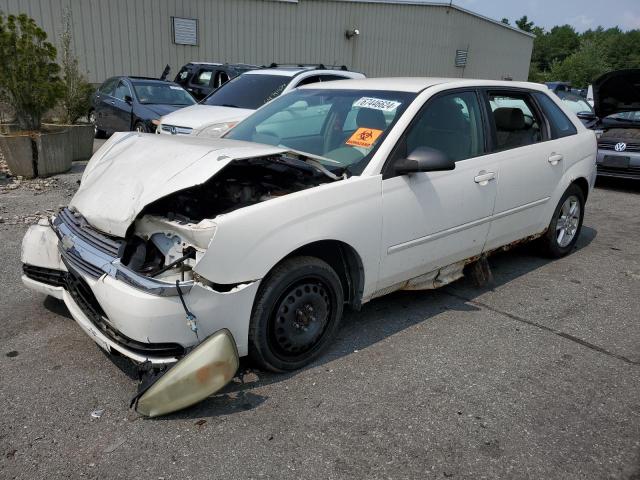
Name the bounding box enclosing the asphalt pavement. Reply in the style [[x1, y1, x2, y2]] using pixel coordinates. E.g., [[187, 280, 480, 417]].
[[0, 152, 639, 479]]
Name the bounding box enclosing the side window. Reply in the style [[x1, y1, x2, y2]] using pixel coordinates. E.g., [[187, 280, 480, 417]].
[[193, 69, 213, 86], [213, 70, 230, 88], [100, 78, 118, 96], [113, 81, 131, 101], [295, 75, 322, 87], [487, 92, 543, 151], [404, 91, 485, 162], [534, 92, 578, 139]]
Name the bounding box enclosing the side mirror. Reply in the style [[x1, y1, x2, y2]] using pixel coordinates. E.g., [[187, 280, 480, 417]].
[[124, 95, 133, 104], [394, 147, 455, 175], [576, 111, 596, 121]]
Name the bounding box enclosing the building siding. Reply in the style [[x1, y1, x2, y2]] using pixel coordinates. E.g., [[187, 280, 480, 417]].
[[0, 0, 533, 83]]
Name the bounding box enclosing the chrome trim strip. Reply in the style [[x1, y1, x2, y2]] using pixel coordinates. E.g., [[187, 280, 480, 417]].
[[387, 197, 549, 255]]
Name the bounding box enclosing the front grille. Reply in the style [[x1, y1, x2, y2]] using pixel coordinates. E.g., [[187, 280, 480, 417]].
[[598, 139, 640, 153], [64, 265, 185, 358], [23, 264, 68, 288], [57, 208, 122, 257], [54, 208, 124, 279], [160, 124, 193, 135], [597, 165, 640, 176]]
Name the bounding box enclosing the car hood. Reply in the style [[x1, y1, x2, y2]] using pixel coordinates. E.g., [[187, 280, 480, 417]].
[[69, 132, 287, 237], [144, 103, 192, 117], [593, 69, 640, 119], [159, 104, 254, 130]]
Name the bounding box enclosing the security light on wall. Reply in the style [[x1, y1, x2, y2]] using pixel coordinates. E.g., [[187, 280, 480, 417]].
[[346, 28, 360, 39]]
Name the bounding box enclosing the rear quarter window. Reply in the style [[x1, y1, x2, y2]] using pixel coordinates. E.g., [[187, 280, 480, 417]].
[[534, 92, 578, 139]]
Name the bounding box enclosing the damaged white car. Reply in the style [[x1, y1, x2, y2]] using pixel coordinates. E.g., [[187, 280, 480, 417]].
[[21, 78, 597, 416]]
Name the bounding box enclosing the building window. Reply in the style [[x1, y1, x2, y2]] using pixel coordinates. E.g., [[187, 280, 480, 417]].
[[172, 17, 198, 46]]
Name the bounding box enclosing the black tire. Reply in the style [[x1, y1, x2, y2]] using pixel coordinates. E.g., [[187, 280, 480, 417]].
[[248, 256, 344, 372], [89, 110, 107, 139], [134, 121, 148, 133], [539, 184, 585, 258]]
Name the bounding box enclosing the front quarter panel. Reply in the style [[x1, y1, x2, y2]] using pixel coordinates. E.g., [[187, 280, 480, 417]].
[[194, 175, 383, 300]]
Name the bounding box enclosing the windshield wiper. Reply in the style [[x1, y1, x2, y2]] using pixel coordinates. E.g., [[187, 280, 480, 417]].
[[219, 103, 241, 108]]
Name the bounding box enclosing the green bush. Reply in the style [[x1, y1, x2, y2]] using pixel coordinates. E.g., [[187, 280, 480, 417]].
[[0, 13, 64, 130], [59, 9, 93, 124]]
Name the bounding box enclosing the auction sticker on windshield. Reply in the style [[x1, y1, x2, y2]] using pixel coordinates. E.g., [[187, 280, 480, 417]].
[[346, 127, 383, 148], [354, 97, 401, 111]]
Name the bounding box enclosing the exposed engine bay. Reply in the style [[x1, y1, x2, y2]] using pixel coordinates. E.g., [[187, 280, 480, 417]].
[[120, 156, 337, 282]]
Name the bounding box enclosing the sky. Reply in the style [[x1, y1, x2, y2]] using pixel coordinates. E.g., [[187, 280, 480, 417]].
[[439, 0, 640, 32]]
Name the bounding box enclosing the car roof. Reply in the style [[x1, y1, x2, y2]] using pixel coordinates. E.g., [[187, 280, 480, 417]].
[[124, 77, 181, 86], [245, 67, 356, 77], [297, 77, 550, 93]]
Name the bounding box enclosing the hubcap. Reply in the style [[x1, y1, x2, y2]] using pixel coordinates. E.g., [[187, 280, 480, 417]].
[[556, 195, 580, 247], [270, 281, 331, 357], [89, 112, 97, 134]]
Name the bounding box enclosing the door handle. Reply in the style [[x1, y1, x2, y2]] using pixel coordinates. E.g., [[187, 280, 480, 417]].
[[110, 100, 115, 105], [474, 171, 496, 185], [548, 153, 563, 165]]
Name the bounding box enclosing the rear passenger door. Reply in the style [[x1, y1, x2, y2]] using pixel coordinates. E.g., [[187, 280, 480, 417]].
[[94, 78, 118, 132], [482, 89, 566, 251], [188, 68, 214, 100]]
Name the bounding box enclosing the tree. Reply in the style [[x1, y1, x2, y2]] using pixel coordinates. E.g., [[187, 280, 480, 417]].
[[0, 13, 63, 130], [515, 15, 534, 32], [59, 8, 92, 124], [548, 41, 610, 87], [501, 18, 510, 25]]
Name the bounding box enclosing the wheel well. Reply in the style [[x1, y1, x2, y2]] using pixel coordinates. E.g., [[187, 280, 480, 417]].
[[281, 240, 365, 310], [572, 177, 589, 201]]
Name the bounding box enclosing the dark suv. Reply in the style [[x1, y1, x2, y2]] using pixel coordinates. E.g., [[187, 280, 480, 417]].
[[174, 62, 258, 100]]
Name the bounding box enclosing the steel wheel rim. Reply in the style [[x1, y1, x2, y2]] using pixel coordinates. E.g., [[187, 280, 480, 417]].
[[556, 195, 580, 247], [268, 279, 333, 360]]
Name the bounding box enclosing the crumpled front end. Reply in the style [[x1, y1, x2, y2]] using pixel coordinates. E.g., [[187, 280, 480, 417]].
[[21, 210, 260, 364]]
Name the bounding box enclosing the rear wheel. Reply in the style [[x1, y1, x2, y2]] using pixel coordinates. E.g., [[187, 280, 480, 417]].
[[89, 110, 106, 139], [248, 256, 344, 372], [539, 184, 585, 258]]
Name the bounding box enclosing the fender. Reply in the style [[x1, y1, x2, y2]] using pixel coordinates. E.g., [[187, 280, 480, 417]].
[[194, 175, 383, 300]]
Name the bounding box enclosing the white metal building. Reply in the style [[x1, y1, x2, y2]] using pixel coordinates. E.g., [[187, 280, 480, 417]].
[[0, 0, 534, 82]]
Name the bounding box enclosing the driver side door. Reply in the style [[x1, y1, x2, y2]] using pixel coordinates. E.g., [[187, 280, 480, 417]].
[[377, 89, 499, 291]]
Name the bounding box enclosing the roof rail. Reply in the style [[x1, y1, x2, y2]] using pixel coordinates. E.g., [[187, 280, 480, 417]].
[[266, 63, 349, 71]]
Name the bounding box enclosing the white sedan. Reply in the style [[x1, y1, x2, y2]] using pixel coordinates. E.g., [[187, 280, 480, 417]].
[[21, 78, 597, 416]]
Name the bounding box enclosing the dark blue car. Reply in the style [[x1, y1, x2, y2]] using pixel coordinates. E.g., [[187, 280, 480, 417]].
[[88, 76, 196, 138]]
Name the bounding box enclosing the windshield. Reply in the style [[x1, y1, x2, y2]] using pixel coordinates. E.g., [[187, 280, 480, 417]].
[[605, 110, 640, 123], [225, 88, 416, 175], [202, 74, 290, 109], [133, 83, 196, 106], [559, 95, 593, 115]]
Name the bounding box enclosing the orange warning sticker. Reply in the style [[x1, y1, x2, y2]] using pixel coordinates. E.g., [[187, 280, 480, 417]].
[[345, 128, 383, 148]]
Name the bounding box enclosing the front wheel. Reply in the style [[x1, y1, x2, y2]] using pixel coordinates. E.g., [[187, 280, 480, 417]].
[[539, 184, 585, 258], [89, 110, 106, 139], [248, 256, 344, 372], [134, 121, 148, 133]]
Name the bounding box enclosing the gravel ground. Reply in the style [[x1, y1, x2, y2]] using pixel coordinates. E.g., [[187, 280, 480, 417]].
[[0, 153, 639, 479]]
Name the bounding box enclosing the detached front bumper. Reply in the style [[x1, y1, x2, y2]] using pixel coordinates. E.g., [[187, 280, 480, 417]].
[[21, 218, 260, 365]]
